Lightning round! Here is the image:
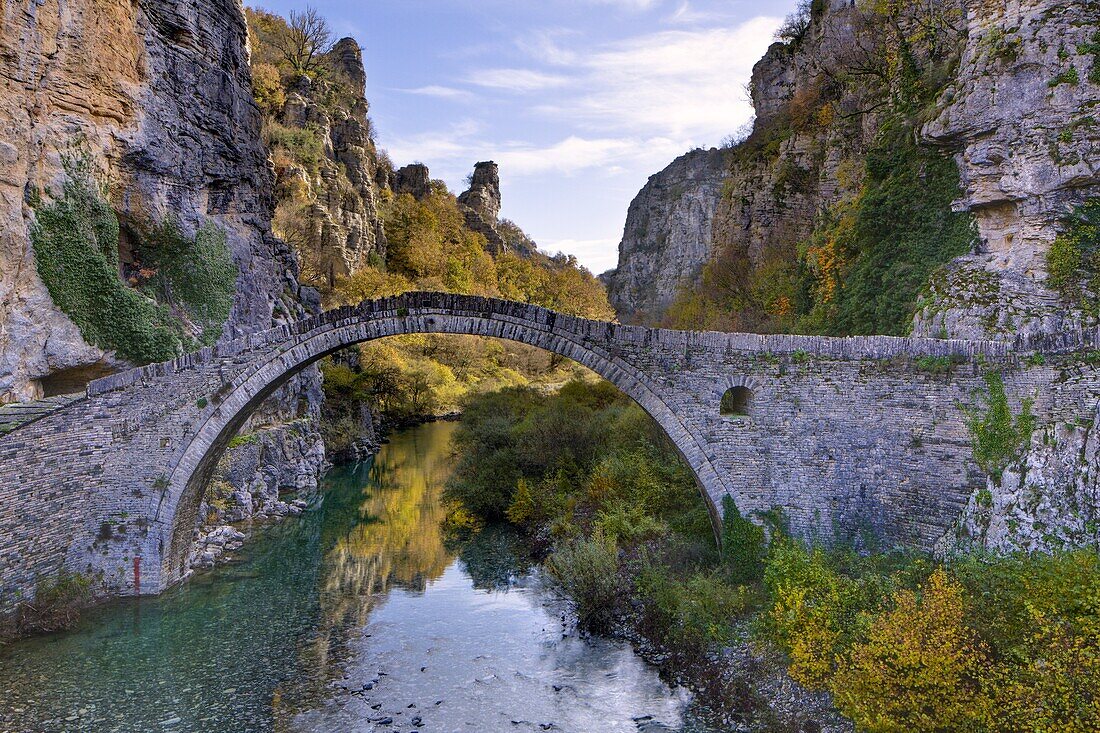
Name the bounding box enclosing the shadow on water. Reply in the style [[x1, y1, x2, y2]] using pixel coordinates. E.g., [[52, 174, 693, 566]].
[[1, 421, 714, 733]]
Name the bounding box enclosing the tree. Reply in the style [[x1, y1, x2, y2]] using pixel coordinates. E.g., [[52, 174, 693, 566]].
[[775, 0, 814, 44], [275, 7, 332, 76], [830, 569, 990, 732]]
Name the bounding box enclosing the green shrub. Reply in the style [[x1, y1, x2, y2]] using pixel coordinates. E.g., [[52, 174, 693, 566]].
[[915, 355, 957, 374], [720, 496, 766, 585], [142, 220, 237, 346], [16, 572, 93, 634], [811, 122, 976, 335], [226, 432, 258, 450], [1080, 31, 1100, 85], [546, 532, 624, 633], [1047, 199, 1100, 299], [1049, 66, 1081, 87], [595, 502, 667, 543], [264, 122, 326, 175], [636, 563, 754, 650], [963, 372, 1035, 481]]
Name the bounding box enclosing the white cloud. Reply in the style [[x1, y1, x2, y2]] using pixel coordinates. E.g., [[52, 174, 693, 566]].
[[385, 119, 484, 169], [583, 0, 660, 8], [540, 237, 621, 273], [536, 16, 782, 139], [467, 68, 571, 92], [378, 11, 785, 272], [498, 135, 689, 176], [495, 137, 633, 175], [665, 1, 730, 25], [397, 85, 476, 101]]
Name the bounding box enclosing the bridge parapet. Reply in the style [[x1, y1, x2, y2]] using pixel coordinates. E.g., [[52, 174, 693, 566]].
[[87, 292, 1019, 399]]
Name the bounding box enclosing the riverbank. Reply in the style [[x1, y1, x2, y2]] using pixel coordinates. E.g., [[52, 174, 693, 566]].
[[445, 381, 1100, 733]]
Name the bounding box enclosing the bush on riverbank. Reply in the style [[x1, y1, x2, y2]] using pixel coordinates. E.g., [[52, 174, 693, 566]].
[[10, 573, 94, 638], [448, 380, 1100, 732]]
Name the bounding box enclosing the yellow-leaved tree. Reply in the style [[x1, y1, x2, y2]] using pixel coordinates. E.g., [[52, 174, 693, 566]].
[[830, 568, 990, 732]]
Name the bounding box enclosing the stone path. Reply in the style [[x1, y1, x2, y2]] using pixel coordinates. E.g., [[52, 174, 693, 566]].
[[0, 394, 82, 435]]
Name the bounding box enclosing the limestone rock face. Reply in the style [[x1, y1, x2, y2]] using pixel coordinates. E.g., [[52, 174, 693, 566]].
[[0, 0, 314, 401], [608, 0, 1100, 338], [606, 3, 879, 327], [604, 148, 729, 322], [956, 390, 1100, 555], [200, 421, 328, 527], [458, 161, 501, 221], [394, 163, 431, 200], [329, 37, 366, 95], [272, 37, 387, 289], [457, 161, 507, 253], [913, 0, 1100, 339]]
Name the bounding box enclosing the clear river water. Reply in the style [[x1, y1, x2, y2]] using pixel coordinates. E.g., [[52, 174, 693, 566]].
[[0, 421, 721, 733]]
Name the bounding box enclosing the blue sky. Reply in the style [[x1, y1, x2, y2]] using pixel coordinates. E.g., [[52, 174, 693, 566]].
[[254, 0, 795, 273]]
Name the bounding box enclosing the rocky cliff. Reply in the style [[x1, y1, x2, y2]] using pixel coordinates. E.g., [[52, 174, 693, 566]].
[[603, 147, 729, 323], [455, 160, 536, 256], [0, 0, 316, 402], [605, 0, 1100, 340], [264, 35, 389, 291], [914, 0, 1100, 338], [0, 0, 325, 546], [603, 0, 1100, 553]]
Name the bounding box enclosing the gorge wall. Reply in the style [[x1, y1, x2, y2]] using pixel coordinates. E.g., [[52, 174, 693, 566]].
[[0, 0, 327, 549], [603, 147, 729, 323], [0, 0, 316, 401], [604, 0, 1100, 340], [603, 0, 1100, 553]]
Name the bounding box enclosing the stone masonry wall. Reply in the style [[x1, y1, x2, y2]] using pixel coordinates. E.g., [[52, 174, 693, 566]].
[[1, 293, 1098, 614]]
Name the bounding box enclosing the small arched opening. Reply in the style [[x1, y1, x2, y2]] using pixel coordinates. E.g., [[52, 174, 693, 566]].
[[720, 386, 753, 418]]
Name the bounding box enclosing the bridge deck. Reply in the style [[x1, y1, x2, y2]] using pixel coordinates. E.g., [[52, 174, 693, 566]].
[[0, 394, 83, 435]]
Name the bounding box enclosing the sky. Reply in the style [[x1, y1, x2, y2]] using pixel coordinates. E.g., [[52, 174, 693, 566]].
[[253, 0, 796, 274]]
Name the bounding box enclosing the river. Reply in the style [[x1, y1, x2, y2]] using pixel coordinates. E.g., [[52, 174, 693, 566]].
[[0, 421, 720, 733]]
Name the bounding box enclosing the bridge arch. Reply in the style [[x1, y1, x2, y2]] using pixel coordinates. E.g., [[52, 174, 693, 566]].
[[148, 293, 730, 587]]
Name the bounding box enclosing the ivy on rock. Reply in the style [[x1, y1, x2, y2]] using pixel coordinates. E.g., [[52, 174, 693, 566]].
[[30, 150, 238, 365]]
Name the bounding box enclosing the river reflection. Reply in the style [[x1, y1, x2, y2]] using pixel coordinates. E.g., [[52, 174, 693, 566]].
[[0, 421, 708, 733]]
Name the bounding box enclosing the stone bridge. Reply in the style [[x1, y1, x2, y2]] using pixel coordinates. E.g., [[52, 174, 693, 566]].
[[1, 291, 1097, 611]]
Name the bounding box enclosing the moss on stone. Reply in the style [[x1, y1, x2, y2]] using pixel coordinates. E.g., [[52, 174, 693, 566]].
[[30, 153, 185, 364]]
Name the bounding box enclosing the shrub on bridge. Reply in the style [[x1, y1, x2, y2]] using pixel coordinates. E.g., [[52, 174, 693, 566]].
[[14, 572, 94, 635], [963, 372, 1035, 481], [720, 496, 766, 585], [1047, 198, 1100, 303]]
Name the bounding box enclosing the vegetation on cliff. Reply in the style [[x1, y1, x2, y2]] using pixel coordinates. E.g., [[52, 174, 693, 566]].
[[665, 0, 975, 337], [244, 7, 614, 448], [318, 182, 612, 444], [448, 380, 1100, 732], [1047, 198, 1100, 310], [30, 150, 237, 365]]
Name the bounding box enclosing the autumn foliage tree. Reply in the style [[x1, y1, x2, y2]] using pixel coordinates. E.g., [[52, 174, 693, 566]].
[[830, 569, 990, 732]]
